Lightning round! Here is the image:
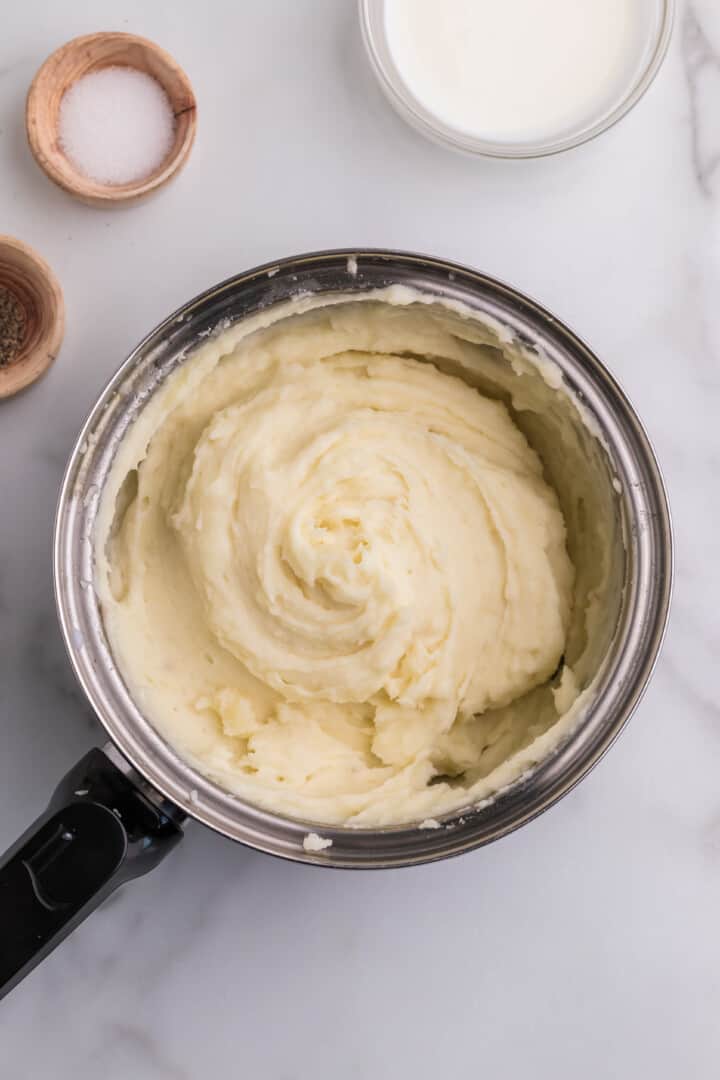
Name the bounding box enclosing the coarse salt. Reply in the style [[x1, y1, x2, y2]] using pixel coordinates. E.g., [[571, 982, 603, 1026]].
[[58, 66, 175, 185]]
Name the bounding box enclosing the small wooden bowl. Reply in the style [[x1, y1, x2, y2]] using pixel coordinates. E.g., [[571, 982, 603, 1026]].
[[26, 32, 197, 208], [0, 236, 64, 399]]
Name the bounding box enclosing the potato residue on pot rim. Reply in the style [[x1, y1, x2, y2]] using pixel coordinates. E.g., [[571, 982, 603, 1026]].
[[96, 287, 621, 827]]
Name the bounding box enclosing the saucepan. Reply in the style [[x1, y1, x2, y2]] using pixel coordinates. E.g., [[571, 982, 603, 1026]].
[[0, 250, 672, 999]]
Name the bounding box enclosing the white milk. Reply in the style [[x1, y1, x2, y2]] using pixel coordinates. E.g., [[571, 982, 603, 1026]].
[[384, 0, 654, 145]]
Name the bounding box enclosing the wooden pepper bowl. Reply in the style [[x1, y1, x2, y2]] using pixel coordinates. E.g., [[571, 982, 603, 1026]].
[[0, 236, 64, 399], [26, 32, 197, 208]]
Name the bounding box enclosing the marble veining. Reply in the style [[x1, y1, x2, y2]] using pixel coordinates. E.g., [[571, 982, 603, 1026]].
[[89, 1025, 190, 1080], [683, 3, 720, 196], [1, 1, 719, 1077]]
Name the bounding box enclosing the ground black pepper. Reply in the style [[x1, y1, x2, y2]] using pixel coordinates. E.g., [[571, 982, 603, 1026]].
[[0, 285, 27, 366]]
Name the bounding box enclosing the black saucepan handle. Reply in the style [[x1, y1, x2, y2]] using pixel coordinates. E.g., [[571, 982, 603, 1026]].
[[0, 747, 183, 1000]]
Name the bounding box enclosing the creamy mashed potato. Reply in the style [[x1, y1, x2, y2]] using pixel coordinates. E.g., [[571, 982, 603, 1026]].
[[96, 289, 619, 826]]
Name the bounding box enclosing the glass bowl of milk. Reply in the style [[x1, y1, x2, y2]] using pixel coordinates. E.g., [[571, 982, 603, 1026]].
[[360, 0, 674, 158]]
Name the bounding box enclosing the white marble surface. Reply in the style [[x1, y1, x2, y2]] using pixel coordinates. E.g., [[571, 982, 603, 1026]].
[[1, 0, 719, 1075]]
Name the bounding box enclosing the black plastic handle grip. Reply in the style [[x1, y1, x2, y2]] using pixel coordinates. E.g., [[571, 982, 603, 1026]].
[[0, 747, 183, 1000]]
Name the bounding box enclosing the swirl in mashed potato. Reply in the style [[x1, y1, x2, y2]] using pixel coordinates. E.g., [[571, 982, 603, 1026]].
[[96, 292, 605, 827]]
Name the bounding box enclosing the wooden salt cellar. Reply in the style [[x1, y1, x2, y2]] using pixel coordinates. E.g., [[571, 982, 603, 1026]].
[[26, 32, 197, 208]]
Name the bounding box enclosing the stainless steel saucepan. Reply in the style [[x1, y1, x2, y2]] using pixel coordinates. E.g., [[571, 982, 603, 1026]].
[[0, 250, 672, 998]]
